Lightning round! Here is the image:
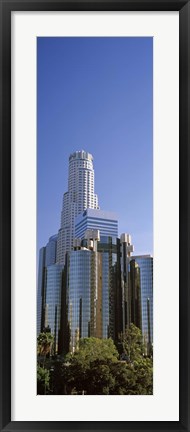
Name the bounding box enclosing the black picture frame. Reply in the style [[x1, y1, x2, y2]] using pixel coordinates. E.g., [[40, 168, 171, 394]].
[[0, 1, 189, 431]]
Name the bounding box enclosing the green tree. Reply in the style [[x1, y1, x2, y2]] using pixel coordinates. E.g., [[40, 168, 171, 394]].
[[51, 335, 153, 395], [119, 324, 146, 362], [37, 332, 54, 366], [109, 361, 135, 395], [37, 366, 50, 394], [52, 338, 118, 395], [69, 337, 118, 364], [132, 357, 153, 395]]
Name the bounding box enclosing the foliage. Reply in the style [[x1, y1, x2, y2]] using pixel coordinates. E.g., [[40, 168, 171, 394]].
[[132, 357, 153, 395], [37, 332, 54, 357], [67, 337, 118, 364], [52, 338, 118, 395], [37, 366, 50, 395], [118, 323, 146, 361], [51, 335, 153, 395]]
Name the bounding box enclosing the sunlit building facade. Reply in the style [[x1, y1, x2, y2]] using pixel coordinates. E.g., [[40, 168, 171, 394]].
[[62, 231, 121, 352], [75, 209, 118, 239], [37, 149, 153, 357], [67, 250, 102, 352], [56, 151, 99, 264]]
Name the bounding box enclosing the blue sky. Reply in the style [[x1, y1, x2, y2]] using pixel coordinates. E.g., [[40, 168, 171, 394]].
[[37, 37, 153, 256]]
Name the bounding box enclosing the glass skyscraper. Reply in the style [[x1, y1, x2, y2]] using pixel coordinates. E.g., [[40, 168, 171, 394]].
[[75, 209, 118, 239], [129, 259, 142, 331], [97, 236, 121, 341], [37, 247, 46, 335], [65, 247, 102, 353], [37, 235, 58, 335], [45, 234, 58, 266], [44, 264, 64, 355], [37, 150, 153, 357], [120, 234, 134, 332], [62, 232, 121, 352], [132, 255, 153, 353]]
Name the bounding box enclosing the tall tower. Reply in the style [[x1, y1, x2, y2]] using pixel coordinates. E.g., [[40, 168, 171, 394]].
[[120, 233, 134, 332], [56, 150, 99, 264], [131, 255, 153, 355]]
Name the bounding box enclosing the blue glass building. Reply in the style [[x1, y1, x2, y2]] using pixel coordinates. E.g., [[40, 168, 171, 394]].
[[66, 249, 102, 352], [131, 255, 153, 353], [44, 264, 64, 355], [97, 236, 121, 340], [45, 234, 58, 266], [75, 209, 118, 239], [63, 233, 121, 352], [37, 234, 58, 336], [37, 247, 46, 335]]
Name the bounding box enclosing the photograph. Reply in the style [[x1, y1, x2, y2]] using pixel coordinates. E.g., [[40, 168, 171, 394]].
[[37, 36, 153, 396], [1, 0, 189, 428]]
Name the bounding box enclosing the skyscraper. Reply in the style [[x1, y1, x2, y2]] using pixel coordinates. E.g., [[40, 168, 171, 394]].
[[37, 150, 153, 358], [130, 255, 153, 354], [44, 263, 64, 355], [56, 151, 99, 264], [75, 208, 118, 239], [62, 230, 121, 353], [37, 247, 46, 335], [129, 259, 142, 331], [45, 234, 58, 266], [120, 234, 134, 332], [63, 231, 102, 353], [97, 235, 121, 341], [37, 234, 58, 335]]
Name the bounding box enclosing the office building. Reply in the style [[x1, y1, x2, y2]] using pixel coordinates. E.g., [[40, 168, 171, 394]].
[[75, 208, 118, 239], [129, 259, 142, 331], [37, 247, 46, 335], [44, 264, 64, 355], [131, 255, 153, 354], [37, 235, 58, 335], [61, 230, 121, 352], [56, 151, 99, 264], [120, 234, 134, 332], [97, 235, 121, 341], [37, 150, 153, 357], [45, 234, 58, 266], [64, 231, 102, 353]]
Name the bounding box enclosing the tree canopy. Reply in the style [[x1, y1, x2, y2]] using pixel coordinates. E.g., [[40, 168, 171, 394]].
[[49, 331, 153, 395], [118, 323, 146, 361]]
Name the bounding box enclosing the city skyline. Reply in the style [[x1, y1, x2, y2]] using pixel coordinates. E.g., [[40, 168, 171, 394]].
[[37, 37, 153, 256], [37, 151, 153, 356]]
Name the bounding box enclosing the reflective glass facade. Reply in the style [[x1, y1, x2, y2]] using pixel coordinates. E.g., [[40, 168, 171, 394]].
[[45, 234, 58, 266], [66, 250, 102, 352], [44, 264, 64, 354], [75, 209, 118, 239], [97, 236, 121, 341], [132, 256, 153, 351], [64, 235, 121, 352], [37, 235, 57, 336], [37, 247, 46, 335], [129, 260, 142, 331]]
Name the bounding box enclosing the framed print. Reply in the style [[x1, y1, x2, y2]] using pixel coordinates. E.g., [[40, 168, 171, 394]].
[[0, 0, 190, 431]]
